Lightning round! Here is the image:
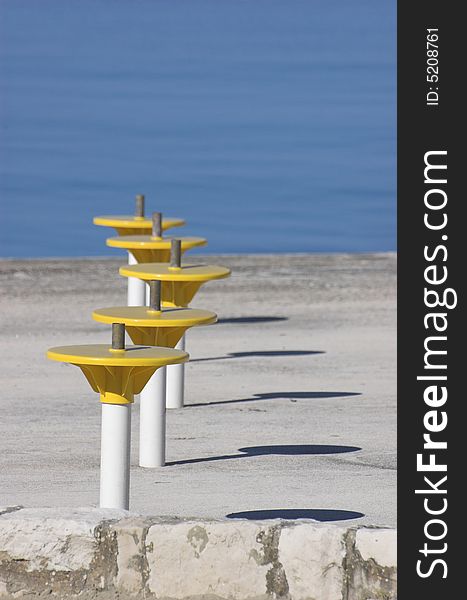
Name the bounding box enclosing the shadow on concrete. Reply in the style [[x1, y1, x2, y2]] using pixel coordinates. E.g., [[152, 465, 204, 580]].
[[238, 444, 361, 455], [225, 509, 365, 521], [167, 444, 361, 467], [188, 390, 361, 407], [190, 350, 324, 363], [217, 316, 288, 324]]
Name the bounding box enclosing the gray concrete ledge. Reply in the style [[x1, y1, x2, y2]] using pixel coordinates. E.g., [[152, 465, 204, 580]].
[[0, 507, 396, 600]]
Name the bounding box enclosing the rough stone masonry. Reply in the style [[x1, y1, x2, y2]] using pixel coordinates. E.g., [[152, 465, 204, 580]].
[[0, 507, 396, 600]]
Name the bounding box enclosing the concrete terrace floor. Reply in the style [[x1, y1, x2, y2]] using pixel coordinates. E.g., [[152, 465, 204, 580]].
[[0, 254, 396, 527]]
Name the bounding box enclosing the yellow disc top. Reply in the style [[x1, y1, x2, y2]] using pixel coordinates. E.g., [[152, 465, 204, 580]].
[[92, 306, 217, 327], [94, 215, 185, 231], [106, 235, 207, 250], [119, 262, 231, 282], [47, 344, 189, 367]]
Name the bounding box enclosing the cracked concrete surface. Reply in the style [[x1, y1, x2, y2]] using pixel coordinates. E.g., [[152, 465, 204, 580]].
[[0, 254, 396, 526]]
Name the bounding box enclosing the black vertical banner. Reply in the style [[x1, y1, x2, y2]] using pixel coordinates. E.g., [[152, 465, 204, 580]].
[[398, 2, 464, 597]]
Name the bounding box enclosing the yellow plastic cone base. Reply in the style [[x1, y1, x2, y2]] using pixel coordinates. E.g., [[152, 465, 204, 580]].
[[106, 236, 207, 263], [119, 263, 231, 307], [92, 306, 217, 347], [47, 344, 189, 404], [93, 215, 185, 235]]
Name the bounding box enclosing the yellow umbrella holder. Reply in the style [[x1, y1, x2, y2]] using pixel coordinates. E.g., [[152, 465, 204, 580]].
[[120, 240, 231, 409], [93, 283, 216, 468], [47, 324, 188, 510]]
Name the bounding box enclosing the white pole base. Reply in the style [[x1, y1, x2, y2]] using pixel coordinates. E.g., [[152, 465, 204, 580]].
[[100, 403, 131, 510], [127, 252, 146, 307], [166, 334, 185, 409], [139, 367, 167, 467]]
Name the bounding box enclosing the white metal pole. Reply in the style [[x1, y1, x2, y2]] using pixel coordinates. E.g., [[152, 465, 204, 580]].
[[139, 367, 167, 467], [166, 334, 185, 409], [127, 251, 146, 306], [100, 403, 131, 510], [145, 282, 150, 306]]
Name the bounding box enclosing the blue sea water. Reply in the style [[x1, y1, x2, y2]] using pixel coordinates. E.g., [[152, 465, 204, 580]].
[[0, 0, 395, 257]]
